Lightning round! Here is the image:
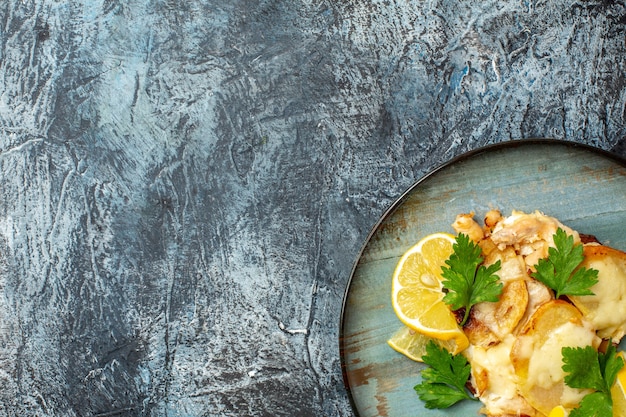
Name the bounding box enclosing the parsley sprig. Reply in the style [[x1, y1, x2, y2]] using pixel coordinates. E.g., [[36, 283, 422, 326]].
[[532, 228, 599, 299], [441, 233, 503, 325], [562, 344, 624, 417], [414, 340, 476, 408]]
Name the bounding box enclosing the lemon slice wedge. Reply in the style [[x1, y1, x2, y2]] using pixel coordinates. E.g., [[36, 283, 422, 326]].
[[387, 325, 464, 361], [391, 233, 469, 354], [611, 351, 626, 417], [548, 405, 568, 417]]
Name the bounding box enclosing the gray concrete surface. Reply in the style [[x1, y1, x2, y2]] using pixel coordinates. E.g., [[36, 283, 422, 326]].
[[0, 1, 624, 416]]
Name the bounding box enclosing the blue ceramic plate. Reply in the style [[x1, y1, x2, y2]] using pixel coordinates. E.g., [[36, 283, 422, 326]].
[[340, 140, 626, 417]]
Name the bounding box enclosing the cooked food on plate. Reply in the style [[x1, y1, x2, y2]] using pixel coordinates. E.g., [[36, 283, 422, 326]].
[[389, 209, 626, 417]]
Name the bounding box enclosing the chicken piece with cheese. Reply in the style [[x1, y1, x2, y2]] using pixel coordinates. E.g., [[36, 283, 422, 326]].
[[510, 300, 601, 415], [451, 209, 625, 417], [466, 334, 539, 417], [568, 244, 626, 343], [452, 212, 485, 242], [464, 278, 552, 416], [490, 210, 580, 271], [459, 210, 591, 417], [467, 280, 529, 343]]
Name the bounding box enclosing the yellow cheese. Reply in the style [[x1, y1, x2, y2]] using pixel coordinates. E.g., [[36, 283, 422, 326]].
[[471, 335, 518, 398], [526, 321, 597, 406], [571, 252, 626, 341], [468, 335, 536, 415]]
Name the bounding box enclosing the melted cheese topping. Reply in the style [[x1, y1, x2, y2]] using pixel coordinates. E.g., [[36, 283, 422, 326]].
[[448, 211, 626, 416], [471, 334, 518, 397], [467, 335, 536, 415], [577, 256, 626, 341], [525, 321, 598, 406]]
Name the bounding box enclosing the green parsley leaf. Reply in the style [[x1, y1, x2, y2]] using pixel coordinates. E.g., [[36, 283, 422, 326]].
[[601, 345, 624, 390], [562, 346, 606, 392], [413, 340, 476, 409], [562, 345, 625, 417], [532, 228, 599, 299], [441, 233, 502, 325], [414, 382, 472, 409], [569, 392, 613, 417]]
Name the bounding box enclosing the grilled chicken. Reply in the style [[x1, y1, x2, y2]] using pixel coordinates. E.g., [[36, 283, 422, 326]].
[[490, 210, 580, 271], [456, 210, 613, 417]]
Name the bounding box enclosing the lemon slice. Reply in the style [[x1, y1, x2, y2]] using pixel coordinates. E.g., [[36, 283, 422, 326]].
[[387, 325, 463, 361], [391, 232, 469, 354], [548, 405, 568, 417], [611, 351, 626, 417]]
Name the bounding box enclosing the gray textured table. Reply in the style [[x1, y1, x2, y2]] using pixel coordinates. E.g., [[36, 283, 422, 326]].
[[0, 1, 624, 416]]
